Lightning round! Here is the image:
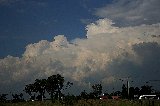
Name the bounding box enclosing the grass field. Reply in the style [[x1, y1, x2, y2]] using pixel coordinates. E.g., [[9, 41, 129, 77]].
[[1, 99, 160, 106]]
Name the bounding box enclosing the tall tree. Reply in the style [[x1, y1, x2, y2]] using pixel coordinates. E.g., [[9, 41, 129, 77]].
[[46, 74, 64, 102], [24, 83, 36, 98], [121, 84, 127, 99], [129, 87, 135, 99], [24, 79, 46, 101], [92, 84, 102, 98], [34, 79, 47, 101]]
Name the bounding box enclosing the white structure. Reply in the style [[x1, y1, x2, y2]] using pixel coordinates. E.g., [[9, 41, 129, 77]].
[[139, 95, 157, 99]]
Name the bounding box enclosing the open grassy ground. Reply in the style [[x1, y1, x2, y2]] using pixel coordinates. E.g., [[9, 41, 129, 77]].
[[1, 99, 160, 106]]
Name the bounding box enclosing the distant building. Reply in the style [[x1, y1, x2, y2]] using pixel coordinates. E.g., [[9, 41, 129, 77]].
[[111, 96, 120, 100]]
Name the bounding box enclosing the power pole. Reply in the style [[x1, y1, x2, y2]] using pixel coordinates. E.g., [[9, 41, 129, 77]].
[[127, 81, 129, 97], [119, 77, 131, 98]]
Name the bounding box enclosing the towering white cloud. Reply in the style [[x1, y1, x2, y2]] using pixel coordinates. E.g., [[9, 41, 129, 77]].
[[0, 18, 160, 94]]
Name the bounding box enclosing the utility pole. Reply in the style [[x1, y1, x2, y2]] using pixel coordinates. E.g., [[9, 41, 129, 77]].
[[119, 77, 131, 98], [127, 81, 129, 97]]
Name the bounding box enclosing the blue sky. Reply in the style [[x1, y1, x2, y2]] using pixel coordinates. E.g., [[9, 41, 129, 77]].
[[0, 0, 160, 95], [1, 0, 160, 58], [0, 0, 113, 58]]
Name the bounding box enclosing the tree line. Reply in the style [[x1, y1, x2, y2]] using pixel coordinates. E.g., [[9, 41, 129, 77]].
[[0, 74, 160, 103], [24, 74, 73, 102]]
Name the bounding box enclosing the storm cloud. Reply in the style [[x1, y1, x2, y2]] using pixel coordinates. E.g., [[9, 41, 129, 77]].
[[0, 18, 160, 94]]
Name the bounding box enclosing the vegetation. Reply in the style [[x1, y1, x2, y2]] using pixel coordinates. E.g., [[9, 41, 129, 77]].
[[23, 74, 73, 102], [0, 74, 160, 106], [1, 99, 160, 106]]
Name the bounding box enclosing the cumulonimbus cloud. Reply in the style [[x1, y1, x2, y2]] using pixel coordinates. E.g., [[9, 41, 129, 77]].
[[0, 18, 160, 94]]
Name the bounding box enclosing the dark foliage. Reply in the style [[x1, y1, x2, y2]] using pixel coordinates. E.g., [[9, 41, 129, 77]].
[[121, 84, 127, 99], [0, 94, 8, 103], [12, 93, 24, 103]]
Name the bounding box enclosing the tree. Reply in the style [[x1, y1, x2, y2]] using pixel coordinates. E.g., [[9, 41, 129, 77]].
[[24, 83, 36, 100], [64, 81, 73, 90], [114, 91, 121, 96], [134, 87, 140, 95], [140, 85, 153, 95], [121, 84, 127, 99], [24, 74, 70, 102], [80, 90, 88, 99], [46, 74, 64, 102], [33, 79, 47, 101], [0, 94, 8, 103], [91, 84, 102, 98], [12, 93, 24, 102], [24, 79, 46, 101], [129, 87, 135, 99]]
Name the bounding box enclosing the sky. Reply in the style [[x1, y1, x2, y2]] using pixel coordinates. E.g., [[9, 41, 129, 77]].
[[0, 0, 113, 58], [0, 0, 160, 96]]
